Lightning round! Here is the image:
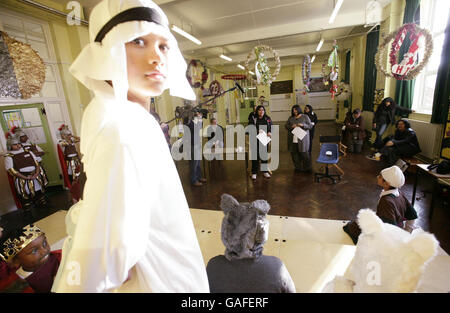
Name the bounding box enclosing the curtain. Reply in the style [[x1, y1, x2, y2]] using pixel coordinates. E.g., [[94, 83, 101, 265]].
[[430, 12, 450, 124], [362, 26, 380, 111], [344, 50, 351, 108], [394, 0, 420, 115]]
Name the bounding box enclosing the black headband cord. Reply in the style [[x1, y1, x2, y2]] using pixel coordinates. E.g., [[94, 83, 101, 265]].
[[94, 7, 167, 43]]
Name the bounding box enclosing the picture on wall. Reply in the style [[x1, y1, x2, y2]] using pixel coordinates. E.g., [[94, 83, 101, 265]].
[[308, 77, 332, 92]]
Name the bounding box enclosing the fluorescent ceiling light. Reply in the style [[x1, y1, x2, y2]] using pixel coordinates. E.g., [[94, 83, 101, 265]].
[[171, 25, 201, 45], [237, 64, 245, 70], [328, 0, 344, 24], [316, 38, 324, 52], [247, 87, 256, 90], [311, 55, 316, 63], [220, 54, 232, 62], [249, 71, 255, 75]]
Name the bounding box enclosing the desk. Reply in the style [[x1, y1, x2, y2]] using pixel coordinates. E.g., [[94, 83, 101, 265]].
[[412, 164, 450, 219]]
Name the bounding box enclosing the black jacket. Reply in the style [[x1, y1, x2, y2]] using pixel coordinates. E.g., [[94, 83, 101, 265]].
[[373, 104, 413, 125], [386, 128, 421, 156]]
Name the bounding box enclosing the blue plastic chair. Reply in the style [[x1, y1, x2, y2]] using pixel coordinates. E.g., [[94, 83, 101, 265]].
[[314, 143, 342, 184]]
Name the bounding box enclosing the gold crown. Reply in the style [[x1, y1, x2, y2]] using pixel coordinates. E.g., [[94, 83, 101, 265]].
[[0, 224, 44, 262]]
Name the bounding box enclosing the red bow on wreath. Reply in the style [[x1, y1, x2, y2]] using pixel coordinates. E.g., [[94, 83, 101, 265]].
[[330, 84, 338, 100]]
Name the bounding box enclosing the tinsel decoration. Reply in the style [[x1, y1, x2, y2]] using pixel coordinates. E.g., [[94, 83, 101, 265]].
[[302, 54, 311, 93], [244, 45, 281, 86], [375, 23, 433, 81], [0, 31, 46, 99]]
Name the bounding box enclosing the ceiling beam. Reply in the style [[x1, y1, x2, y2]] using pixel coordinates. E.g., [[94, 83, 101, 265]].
[[179, 11, 367, 52], [192, 42, 337, 67]]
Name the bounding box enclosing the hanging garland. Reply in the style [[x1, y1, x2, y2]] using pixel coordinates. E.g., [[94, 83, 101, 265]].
[[244, 45, 281, 86], [375, 23, 433, 81], [327, 44, 339, 82], [302, 54, 311, 93], [186, 59, 208, 89], [207, 80, 223, 110]]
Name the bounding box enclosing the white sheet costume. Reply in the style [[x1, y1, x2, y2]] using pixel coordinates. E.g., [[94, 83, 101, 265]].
[[52, 0, 208, 292]]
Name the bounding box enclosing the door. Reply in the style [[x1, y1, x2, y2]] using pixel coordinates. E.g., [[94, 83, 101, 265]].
[[0, 103, 62, 186]]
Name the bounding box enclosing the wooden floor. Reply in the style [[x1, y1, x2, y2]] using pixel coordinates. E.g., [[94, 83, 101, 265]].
[[1, 121, 448, 253], [176, 121, 450, 253]]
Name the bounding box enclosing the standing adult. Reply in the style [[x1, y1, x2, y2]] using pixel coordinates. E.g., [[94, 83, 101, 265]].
[[343, 109, 366, 154], [52, 0, 209, 292], [187, 109, 207, 186], [303, 105, 317, 153], [249, 105, 272, 180], [372, 97, 414, 149], [285, 105, 312, 172]]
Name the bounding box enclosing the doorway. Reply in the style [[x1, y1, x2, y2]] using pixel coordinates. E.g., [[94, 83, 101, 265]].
[[0, 103, 62, 186]]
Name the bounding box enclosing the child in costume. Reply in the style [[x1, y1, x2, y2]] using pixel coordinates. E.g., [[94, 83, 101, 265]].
[[343, 165, 418, 244], [14, 127, 49, 185], [4, 132, 48, 211], [57, 124, 81, 184], [207, 194, 296, 293], [0, 224, 61, 293], [0, 224, 34, 293], [53, 0, 208, 292]]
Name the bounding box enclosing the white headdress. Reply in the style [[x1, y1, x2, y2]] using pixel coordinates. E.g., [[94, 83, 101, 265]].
[[69, 0, 195, 102], [381, 165, 405, 188]]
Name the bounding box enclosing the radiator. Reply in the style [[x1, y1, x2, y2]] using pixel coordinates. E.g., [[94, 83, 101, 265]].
[[406, 119, 442, 160]]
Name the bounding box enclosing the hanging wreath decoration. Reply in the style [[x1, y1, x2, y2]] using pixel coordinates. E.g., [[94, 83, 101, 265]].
[[302, 54, 311, 93], [207, 80, 223, 109], [186, 59, 208, 89], [321, 63, 331, 86], [244, 45, 281, 86], [220, 74, 247, 81], [375, 23, 433, 81]]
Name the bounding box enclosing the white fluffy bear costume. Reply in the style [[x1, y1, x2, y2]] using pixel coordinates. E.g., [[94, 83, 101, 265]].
[[324, 209, 439, 293]]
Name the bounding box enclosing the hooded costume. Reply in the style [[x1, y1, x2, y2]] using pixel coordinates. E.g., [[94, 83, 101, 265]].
[[52, 0, 207, 292], [206, 194, 296, 293]]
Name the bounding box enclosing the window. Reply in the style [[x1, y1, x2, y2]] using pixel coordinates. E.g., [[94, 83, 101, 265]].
[[412, 0, 450, 114], [240, 79, 258, 99]]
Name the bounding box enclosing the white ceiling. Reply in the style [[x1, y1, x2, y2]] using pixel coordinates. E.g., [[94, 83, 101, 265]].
[[67, 0, 392, 68]]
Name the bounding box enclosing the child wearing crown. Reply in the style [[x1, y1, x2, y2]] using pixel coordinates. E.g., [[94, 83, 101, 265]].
[[0, 225, 61, 293]]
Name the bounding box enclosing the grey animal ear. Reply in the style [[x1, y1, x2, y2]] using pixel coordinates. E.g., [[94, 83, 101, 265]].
[[251, 199, 270, 215], [221, 194, 240, 214]]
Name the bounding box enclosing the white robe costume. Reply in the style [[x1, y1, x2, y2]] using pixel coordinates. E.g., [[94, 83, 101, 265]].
[[52, 0, 208, 292]]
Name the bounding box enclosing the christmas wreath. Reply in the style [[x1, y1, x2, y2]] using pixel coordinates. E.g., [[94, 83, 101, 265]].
[[375, 23, 433, 81], [186, 59, 208, 89], [244, 45, 281, 86]]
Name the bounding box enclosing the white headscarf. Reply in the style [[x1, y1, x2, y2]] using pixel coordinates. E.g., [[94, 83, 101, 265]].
[[381, 165, 405, 188], [69, 0, 195, 102]]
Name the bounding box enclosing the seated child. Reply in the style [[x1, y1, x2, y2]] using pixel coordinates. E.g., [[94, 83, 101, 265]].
[[0, 224, 61, 293], [0, 224, 34, 293], [206, 194, 296, 293], [343, 165, 418, 244]]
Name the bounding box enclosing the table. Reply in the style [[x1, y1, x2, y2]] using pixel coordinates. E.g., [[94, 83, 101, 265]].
[[412, 164, 450, 219]]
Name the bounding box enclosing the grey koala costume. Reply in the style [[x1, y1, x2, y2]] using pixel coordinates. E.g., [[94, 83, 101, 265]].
[[206, 194, 296, 293]]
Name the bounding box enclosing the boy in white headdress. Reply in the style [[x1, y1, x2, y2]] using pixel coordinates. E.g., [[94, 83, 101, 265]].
[[52, 0, 208, 292], [343, 165, 418, 244]]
